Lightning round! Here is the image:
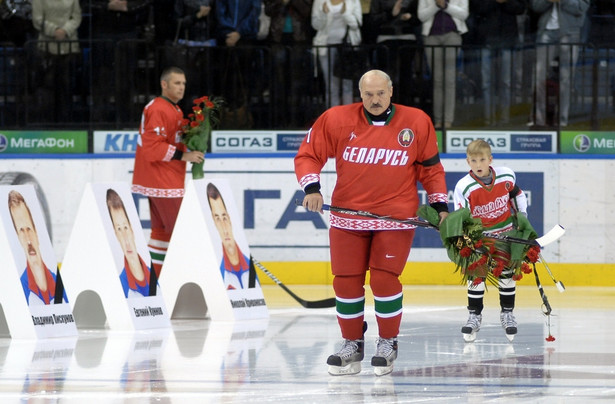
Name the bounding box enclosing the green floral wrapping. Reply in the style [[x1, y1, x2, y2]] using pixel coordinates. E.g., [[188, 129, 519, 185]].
[[418, 205, 541, 286]]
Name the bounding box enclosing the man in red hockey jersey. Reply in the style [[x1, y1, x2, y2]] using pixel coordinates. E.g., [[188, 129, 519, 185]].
[[295, 69, 448, 376], [132, 66, 204, 277]]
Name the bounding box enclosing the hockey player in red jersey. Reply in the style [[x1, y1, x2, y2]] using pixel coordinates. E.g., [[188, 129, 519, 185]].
[[453, 139, 528, 342], [132, 67, 205, 278], [295, 70, 449, 376]]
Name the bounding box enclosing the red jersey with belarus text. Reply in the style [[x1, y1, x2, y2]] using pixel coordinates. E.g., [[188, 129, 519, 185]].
[[132, 97, 188, 198], [294, 103, 447, 230]]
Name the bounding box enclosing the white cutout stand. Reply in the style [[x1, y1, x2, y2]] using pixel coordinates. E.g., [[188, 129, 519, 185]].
[[0, 185, 77, 339], [60, 183, 170, 331], [161, 179, 268, 322]]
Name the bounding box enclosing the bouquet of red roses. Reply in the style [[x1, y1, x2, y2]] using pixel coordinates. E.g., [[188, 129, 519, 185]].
[[181, 95, 222, 179]]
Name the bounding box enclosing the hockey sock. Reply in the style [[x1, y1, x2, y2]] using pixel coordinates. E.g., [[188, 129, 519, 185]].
[[499, 276, 516, 311], [370, 268, 403, 339], [467, 279, 485, 314], [148, 230, 171, 278], [333, 274, 366, 340]]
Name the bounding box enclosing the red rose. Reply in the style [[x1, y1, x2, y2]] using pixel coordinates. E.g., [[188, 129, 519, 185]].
[[526, 246, 540, 263], [205, 100, 215, 109], [190, 121, 199, 128], [474, 239, 483, 248], [521, 262, 532, 274], [512, 273, 523, 281], [472, 277, 483, 286], [460, 247, 472, 257], [545, 335, 555, 342], [195, 113, 205, 122], [492, 267, 503, 278]]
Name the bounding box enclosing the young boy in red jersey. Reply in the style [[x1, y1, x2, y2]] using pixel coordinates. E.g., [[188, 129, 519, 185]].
[[453, 139, 528, 342]]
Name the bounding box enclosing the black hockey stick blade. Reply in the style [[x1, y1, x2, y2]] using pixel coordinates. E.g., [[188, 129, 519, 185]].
[[533, 263, 552, 315], [251, 256, 336, 309]]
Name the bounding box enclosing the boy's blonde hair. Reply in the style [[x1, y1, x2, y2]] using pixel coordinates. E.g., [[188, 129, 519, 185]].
[[466, 139, 492, 157]]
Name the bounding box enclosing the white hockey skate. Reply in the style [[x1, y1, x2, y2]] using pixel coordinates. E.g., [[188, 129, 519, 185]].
[[371, 337, 398, 376], [327, 322, 367, 375], [461, 313, 482, 342], [500, 311, 518, 342]]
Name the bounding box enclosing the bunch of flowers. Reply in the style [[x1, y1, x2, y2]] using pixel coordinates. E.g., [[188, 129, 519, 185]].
[[181, 95, 223, 179], [418, 206, 539, 287]]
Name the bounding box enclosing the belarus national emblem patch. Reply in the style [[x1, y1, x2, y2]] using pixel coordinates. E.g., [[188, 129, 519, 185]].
[[398, 129, 414, 147]]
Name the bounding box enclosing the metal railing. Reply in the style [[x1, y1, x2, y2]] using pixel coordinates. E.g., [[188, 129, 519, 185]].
[[0, 39, 613, 132]]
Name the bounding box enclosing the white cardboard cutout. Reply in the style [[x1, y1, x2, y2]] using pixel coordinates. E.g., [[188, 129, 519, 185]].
[[60, 183, 170, 331], [0, 185, 77, 338], [161, 179, 268, 321]]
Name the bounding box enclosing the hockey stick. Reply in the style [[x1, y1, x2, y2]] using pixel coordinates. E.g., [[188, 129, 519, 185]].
[[539, 253, 566, 292], [251, 256, 336, 309], [484, 225, 566, 248], [533, 263, 552, 315], [295, 199, 565, 247]]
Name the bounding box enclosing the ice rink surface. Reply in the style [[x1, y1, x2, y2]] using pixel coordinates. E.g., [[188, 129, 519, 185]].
[[1, 285, 613, 403]]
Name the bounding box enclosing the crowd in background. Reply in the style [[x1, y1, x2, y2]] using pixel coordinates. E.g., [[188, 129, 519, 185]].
[[0, 0, 614, 132]]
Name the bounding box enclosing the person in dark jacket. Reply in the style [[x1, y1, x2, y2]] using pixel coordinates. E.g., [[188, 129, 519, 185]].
[[471, 0, 527, 126], [263, 0, 314, 127], [369, 0, 422, 106], [215, 0, 260, 46], [90, 0, 153, 124]]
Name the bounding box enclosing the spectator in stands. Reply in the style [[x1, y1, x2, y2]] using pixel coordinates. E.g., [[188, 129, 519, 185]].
[[172, 0, 217, 115], [0, 0, 35, 46], [31, 0, 82, 123], [528, 0, 590, 128], [174, 0, 216, 44], [312, 0, 363, 107], [360, 0, 377, 45], [215, 0, 260, 127], [154, 0, 177, 43], [471, 0, 527, 127], [418, 0, 468, 129], [264, 0, 314, 127], [587, 0, 615, 47], [370, 0, 421, 106], [89, 0, 152, 123], [215, 0, 260, 46]]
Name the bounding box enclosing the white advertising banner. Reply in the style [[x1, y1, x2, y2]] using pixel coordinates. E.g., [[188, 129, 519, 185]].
[[1, 155, 613, 264], [445, 131, 557, 153], [93, 130, 140, 154]]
